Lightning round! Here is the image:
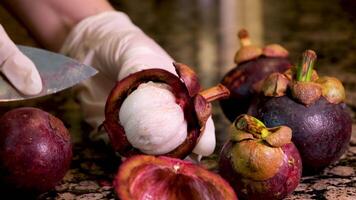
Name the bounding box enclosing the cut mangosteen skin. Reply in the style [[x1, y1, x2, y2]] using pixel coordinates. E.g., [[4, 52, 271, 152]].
[[115, 155, 238, 200], [220, 57, 291, 122], [250, 96, 352, 174], [0, 107, 72, 193], [219, 141, 301, 200]]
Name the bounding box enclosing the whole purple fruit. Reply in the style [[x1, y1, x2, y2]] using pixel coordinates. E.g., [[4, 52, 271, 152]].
[[219, 115, 302, 200], [220, 29, 291, 122], [250, 50, 352, 174], [0, 107, 72, 193]]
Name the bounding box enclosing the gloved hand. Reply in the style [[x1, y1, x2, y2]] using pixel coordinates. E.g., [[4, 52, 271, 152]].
[[61, 11, 215, 157], [0, 25, 42, 95]]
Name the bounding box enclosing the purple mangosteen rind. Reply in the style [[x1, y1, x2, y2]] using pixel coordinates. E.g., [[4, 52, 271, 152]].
[[103, 63, 230, 158], [227, 115, 295, 180], [0, 107, 72, 193], [250, 95, 352, 174], [219, 115, 302, 200], [220, 57, 291, 122], [253, 50, 351, 174], [220, 29, 292, 122], [219, 142, 302, 200], [116, 155, 238, 200]]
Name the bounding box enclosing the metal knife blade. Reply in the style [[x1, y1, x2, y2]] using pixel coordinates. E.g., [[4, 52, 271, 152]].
[[0, 45, 97, 102]]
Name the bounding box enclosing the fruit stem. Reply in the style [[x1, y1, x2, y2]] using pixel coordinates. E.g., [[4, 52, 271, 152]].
[[234, 115, 270, 138], [238, 29, 251, 47], [297, 50, 317, 82], [199, 84, 230, 102]]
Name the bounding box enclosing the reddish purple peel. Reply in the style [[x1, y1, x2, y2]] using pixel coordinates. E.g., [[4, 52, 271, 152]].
[[173, 62, 201, 97], [104, 68, 200, 158], [0, 107, 72, 193], [220, 57, 291, 122], [115, 155, 238, 200], [194, 94, 212, 128], [219, 115, 301, 199], [219, 142, 301, 200]]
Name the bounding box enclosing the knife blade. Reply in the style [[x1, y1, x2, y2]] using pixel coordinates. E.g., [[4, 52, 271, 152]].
[[0, 45, 97, 102]]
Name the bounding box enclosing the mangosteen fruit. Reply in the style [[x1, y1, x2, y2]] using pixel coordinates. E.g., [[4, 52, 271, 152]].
[[0, 107, 72, 193], [219, 115, 302, 200], [220, 29, 292, 122], [115, 154, 238, 200], [250, 50, 352, 174], [103, 63, 229, 159]]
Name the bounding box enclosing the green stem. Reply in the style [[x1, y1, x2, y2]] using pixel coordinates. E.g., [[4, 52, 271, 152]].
[[297, 50, 317, 82]]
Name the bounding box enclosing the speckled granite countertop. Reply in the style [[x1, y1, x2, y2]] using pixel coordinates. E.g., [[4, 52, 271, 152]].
[[0, 0, 355, 199]]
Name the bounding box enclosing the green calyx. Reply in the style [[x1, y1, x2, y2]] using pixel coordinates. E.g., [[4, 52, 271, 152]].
[[296, 50, 317, 82], [231, 115, 292, 147], [229, 115, 293, 181]]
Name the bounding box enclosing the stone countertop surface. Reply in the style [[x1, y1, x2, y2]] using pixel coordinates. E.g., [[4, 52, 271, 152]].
[[0, 0, 356, 199]]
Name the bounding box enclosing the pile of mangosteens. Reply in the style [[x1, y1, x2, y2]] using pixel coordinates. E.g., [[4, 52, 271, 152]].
[[8, 30, 349, 199], [101, 31, 351, 200], [215, 30, 351, 199], [249, 49, 352, 174]]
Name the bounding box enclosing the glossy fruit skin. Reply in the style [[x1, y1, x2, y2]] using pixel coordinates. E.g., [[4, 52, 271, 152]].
[[219, 141, 301, 200], [220, 57, 291, 122], [250, 96, 352, 174], [115, 155, 238, 200], [0, 107, 72, 193]]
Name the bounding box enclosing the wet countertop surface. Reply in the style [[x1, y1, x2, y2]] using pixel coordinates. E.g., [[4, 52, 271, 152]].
[[1, 0, 356, 199]]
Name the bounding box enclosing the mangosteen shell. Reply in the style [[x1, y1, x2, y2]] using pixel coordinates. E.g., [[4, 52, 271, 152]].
[[0, 107, 72, 193], [250, 96, 352, 174], [219, 141, 301, 200], [116, 155, 238, 200], [220, 57, 291, 122]]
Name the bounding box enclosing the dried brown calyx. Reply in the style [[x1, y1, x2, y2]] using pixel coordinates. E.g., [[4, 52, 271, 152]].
[[261, 49, 346, 105], [103, 63, 229, 158], [229, 115, 292, 181], [234, 29, 289, 64]]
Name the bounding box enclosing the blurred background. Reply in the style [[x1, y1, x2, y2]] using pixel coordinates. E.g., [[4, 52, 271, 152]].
[[0, 0, 355, 199], [1, 0, 356, 147], [1, 0, 356, 148]]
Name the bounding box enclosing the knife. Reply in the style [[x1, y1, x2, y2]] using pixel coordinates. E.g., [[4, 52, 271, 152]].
[[0, 45, 98, 102]]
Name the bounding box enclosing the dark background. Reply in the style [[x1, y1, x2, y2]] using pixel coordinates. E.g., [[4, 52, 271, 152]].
[[0, 0, 355, 199]]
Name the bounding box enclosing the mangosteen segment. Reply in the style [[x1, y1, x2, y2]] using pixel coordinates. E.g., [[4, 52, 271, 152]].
[[115, 155, 238, 200], [104, 63, 229, 158], [104, 68, 199, 158]]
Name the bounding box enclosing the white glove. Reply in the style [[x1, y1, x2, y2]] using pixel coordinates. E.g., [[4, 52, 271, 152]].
[[61, 11, 215, 157], [0, 25, 42, 95]]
